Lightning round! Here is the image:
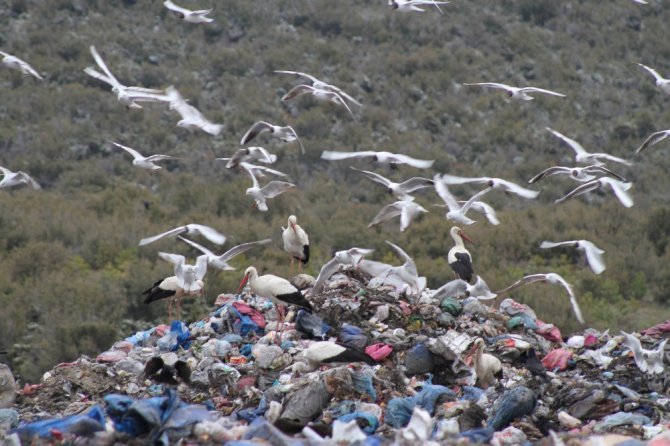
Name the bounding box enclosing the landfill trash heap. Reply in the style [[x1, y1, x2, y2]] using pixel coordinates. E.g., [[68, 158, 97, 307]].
[[1, 268, 669, 445]]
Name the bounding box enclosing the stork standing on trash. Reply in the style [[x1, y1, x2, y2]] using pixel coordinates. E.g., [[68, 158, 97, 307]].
[[282, 215, 310, 268]]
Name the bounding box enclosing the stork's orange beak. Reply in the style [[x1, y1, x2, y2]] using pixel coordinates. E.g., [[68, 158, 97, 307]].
[[460, 230, 474, 244], [237, 274, 249, 293]]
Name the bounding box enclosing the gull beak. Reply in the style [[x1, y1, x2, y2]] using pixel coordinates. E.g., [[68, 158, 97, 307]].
[[237, 273, 250, 293], [460, 230, 474, 244]]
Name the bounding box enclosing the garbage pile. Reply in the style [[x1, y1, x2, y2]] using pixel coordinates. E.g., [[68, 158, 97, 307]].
[[1, 268, 670, 445]]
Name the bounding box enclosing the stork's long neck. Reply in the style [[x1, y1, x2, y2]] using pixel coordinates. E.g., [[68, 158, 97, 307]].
[[453, 234, 466, 249]]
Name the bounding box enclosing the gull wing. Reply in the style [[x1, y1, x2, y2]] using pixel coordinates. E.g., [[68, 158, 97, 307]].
[[546, 273, 584, 324], [495, 273, 550, 295], [240, 162, 287, 178], [540, 240, 577, 249], [636, 130, 670, 153], [528, 166, 571, 184], [285, 126, 305, 154], [358, 259, 393, 278], [110, 141, 143, 160], [467, 275, 497, 300], [313, 257, 344, 293], [144, 154, 177, 163], [554, 180, 602, 204], [194, 255, 208, 280], [519, 87, 566, 97], [620, 331, 647, 372], [260, 181, 296, 199], [438, 174, 489, 186], [158, 252, 186, 276], [164, 0, 190, 15], [351, 167, 392, 187], [580, 240, 606, 274], [491, 178, 540, 198], [466, 201, 499, 225], [321, 150, 377, 161], [546, 127, 589, 157], [400, 202, 427, 231], [185, 224, 227, 245], [385, 240, 417, 275], [248, 147, 277, 164], [432, 279, 469, 300], [582, 165, 626, 182], [274, 70, 320, 84], [368, 202, 403, 228], [178, 236, 216, 259], [16, 172, 41, 190], [282, 84, 314, 101], [341, 248, 375, 266], [240, 121, 272, 145], [217, 239, 272, 264], [591, 152, 633, 167], [459, 187, 494, 213], [140, 226, 187, 246], [434, 175, 459, 211], [0, 165, 13, 178], [387, 153, 434, 169], [637, 63, 664, 83], [84, 66, 117, 89], [89, 46, 122, 89], [398, 177, 434, 193], [463, 82, 512, 91], [602, 178, 634, 207]]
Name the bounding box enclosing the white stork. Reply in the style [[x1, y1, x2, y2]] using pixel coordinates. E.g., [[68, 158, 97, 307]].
[[282, 215, 310, 267], [447, 226, 475, 283]]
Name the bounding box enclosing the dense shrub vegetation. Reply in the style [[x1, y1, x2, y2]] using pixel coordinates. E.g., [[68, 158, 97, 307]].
[[1, 0, 669, 381]]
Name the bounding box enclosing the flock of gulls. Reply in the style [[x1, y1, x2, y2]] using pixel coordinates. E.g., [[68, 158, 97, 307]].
[[0, 2, 666, 360]]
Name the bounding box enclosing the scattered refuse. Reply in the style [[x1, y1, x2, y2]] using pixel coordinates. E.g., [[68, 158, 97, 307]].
[[1, 267, 669, 445]]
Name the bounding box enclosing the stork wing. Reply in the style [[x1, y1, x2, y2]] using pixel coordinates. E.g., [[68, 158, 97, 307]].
[[185, 224, 227, 245], [240, 121, 272, 145], [351, 167, 392, 187], [519, 87, 566, 97], [546, 127, 589, 156], [260, 181, 296, 198], [110, 141, 143, 160], [528, 166, 571, 184], [140, 226, 187, 246]]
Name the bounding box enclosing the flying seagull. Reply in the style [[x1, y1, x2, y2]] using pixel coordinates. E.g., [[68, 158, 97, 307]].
[[432, 276, 497, 301], [359, 241, 426, 295], [463, 82, 566, 101], [163, 0, 214, 23], [546, 127, 633, 167], [282, 85, 355, 119], [219, 147, 277, 169], [0, 165, 41, 190], [637, 63, 670, 96], [636, 129, 670, 153], [555, 177, 633, 208], [237, 161, 287, 178], [85, 46, 168, 109], [0, 50, 42, 80], [245, 169, 296, 212], [620, 331, 667, 375], [439, 174, 540, 199], [351, 167, 433, 201], [139, 224, 226, 246], [368, 200, 428, 232], [179, 236, 272, 271], [496, 273, 585, 324], [434, 174, 494, 225], [274, 70, 362, 106], [389, 0, 450, 14], [312, 247, 374, 293], [540, 240, 606, 274], [528, 165, 626, 184], [321, 150, 434, 169], [110, 141, 176, 171], [165, 86, 223, 136], [240, 121, 304, 154]]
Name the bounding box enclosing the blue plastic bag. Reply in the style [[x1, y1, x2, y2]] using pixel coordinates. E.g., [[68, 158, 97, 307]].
[[10, 405, 106, 441]]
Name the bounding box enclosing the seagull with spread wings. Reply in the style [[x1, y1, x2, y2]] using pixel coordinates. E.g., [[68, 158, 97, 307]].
[[282, 85, 355, 119], [636, 129, 670, 153], [528, 164, 626, 184], [351, 167, 433, 201], [389, 0, 450, 14], [165, 86, 222, 136], [368, 200, 428, 232], [540, 240, 606, 274], [546, 127, 633, 167], [496, 273, 585, 324], [312, 248, 375, 293], [219, 147, 277, 169], [245, 169, 296, 212], [620, 331, 667, 375], [439, 174, 540, 199], [139, 224, 226, 246], [637, 63, 670, 96], [0, 50, 42, 80], [110, 142, 176, 171], [275, 70, 361, 106], [0, 165, 41, 190], [240, 121, 304, 154], [322, 150, 434, 169], [434, 174, 495, 225], [179, 236, 272, 271], [359, 241, 426, 295], [555, 177, 633, 208], [163, 0, 214, 23], [464, 82, 566, 101]]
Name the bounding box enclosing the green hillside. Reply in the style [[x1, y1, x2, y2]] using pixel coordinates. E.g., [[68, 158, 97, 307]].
[[1, 0, 669, 381]]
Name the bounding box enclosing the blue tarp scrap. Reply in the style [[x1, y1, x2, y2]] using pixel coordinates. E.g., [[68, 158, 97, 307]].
[[384, 382, 456, 428], [9, 405, 106, 441], [227, 304, 265, 337], [338, 412, 380, 434], [157, 320, 192, 352]]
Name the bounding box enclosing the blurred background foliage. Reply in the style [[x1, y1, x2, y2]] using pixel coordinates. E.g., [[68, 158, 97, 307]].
[[1, 0, 670, 381]]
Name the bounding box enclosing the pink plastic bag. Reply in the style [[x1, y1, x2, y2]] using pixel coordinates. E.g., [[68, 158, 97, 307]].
[[365, 343, 393, 361]]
